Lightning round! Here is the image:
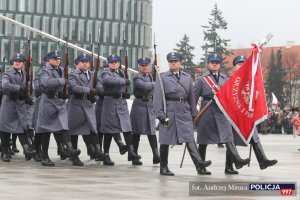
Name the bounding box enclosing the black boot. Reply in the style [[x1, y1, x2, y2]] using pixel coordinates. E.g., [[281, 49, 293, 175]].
[[33, 147, 42, 162], [160, 145, 174, 176], [103, 154, 115, 166], [132, 134, 142, 165], [127, 145, 141, 161], [252, 141, 278, 170], [11, 135, 19, 153], [148, 135, 160, 164], [218, 143, 225, 148], [186, 142, 212, 174], [114, 136, 128, 155], [225, 149, 239, 174], [57, 143, 69, 160], [226, 142, 250, 169], [197, 144, 211, 175], [94, 144, 105, 162], [72, 157, 84, 166], [22, 144, 37, 161], [1, 144, 10, 162], [65, 142, 81, 161], [41, 156, 55, 167]]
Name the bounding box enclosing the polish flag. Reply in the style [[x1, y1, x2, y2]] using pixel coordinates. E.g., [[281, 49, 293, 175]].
[[214, 44, 268, 143], [271, 92, 279, 108]]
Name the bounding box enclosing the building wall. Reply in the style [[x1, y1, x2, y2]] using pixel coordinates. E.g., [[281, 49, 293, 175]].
[[0, 0, 153, 69]]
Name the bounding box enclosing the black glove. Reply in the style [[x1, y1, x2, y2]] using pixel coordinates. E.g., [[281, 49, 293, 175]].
[[90, 88, 97, 95], [158, 117, 167, 125], [89, 94, 97, 104], [125, 79, 130, 86], [19, 88, 27, 99], [25, 96, 34, 106]]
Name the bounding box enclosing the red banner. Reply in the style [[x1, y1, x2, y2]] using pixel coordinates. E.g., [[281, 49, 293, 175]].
[[214, 44, 268, 143]]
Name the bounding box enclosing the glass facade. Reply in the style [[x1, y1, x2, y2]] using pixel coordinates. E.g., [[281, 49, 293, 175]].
[[0, 0, 153, 70]]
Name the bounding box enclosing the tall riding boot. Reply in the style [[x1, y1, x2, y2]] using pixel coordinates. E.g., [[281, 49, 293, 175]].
[[186, 141, 212, 173], [160, 144, 174, 176], [148, 135, 160, 164], [225, 149, 238, 174], [197, 144, 211, 175], [226, 142, 250, 169], [11, 134, 19, 153], [113, 134, 127, 155], [32, 133, 42, 162], [132, 134, 142, 165], [1, 133, 10, 162], [103, 134, 114, 166], [123, 132, 141, 161], [66, 141, 81, 161], [41, 133, 55, 167], [18, 133, 36, 161], [54, 133, 68, 160], [251, 140, 278, 170], [84, 133, 105, 162]]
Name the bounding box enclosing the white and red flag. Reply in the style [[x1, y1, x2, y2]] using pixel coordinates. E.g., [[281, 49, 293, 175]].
[[214, 44, 268, 143], [271, 92, 280, 108]]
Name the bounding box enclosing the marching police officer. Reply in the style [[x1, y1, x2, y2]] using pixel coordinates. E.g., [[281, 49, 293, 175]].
[[224, 55, 277, 174], [130, 57, 160, 165], [194, 53, 250, 175], [68, 54, 105, 165], [100, 55, 140, 166], [0, 53, 36, 162], [153, 52, 212, 176], [36, 51, 80, 166]]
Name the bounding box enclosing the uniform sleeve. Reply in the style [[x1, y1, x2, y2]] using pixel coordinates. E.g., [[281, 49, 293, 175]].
[[188, 78, 197, 117], [193, 77, 202, 102], [153, 77, 164, 119], [2, 72, 20, 93], [69, 73, 90, 94], [96, 78, 104, 94], [101, 71, 125, 86], [40, 69, 65, 88], [133, 75, 154, 92]]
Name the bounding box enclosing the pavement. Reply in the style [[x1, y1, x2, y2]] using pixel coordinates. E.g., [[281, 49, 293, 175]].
[[0, 133, 299, 200]]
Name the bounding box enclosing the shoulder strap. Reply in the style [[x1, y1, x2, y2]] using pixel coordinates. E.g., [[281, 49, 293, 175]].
[[203, 76, 220, 94]]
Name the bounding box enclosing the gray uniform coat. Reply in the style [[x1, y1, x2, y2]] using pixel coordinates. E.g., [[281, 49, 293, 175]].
[[153, 70, 197, 145], [130, 72, 156, 135], [100, 68, 132, 134], [32, 68, 43, 131], [36, 64, 68, 133], [0, 67, 32, 133], [67, 69, 98, 135], [194, 71, 233, 145], [233, 128, 260, 146], [95, 79, 104, 133]]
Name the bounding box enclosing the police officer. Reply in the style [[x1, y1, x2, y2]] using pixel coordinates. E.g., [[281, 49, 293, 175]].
[[130, 57, 160, 165], [224, 55, 277, 174], [153, 52, 212, 176], [0, 53, 36, 162], [36, 51, 80, 166], [100, 55, 140, 166], [194, 53, 250, 175], [68, 54, 105, 165], [94, 60, 110, 160]]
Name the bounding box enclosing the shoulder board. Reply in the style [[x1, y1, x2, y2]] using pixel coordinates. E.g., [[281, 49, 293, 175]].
[[201, 71, 210, 77], [219, 72, 228, 78]]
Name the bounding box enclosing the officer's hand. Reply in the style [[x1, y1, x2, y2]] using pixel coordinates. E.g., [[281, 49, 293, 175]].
[[19, 87, 26, 97], [125, 79, 130, 86], [158, 117, 166, 125], [90, 88, 97, 95], [25, 96, 34, 106], [89, 95, 97, 104]]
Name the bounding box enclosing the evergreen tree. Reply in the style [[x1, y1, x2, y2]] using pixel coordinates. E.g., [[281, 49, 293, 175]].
[[266, 49, 286, 109], [201, 3, 231, 73], [174, 34, 196, 78]]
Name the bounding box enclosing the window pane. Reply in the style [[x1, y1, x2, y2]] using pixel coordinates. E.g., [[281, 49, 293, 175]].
[[63, 0, 71, 16], [78, 19, 85, 41], [18, 0, 26, 12], [72, 0, 79, 16], [8, 0, 17, 11], [36, 0, 44, 13], [45, 0, 53, 14], [80, 0, 87, 17], [106, 0, 113, 19]]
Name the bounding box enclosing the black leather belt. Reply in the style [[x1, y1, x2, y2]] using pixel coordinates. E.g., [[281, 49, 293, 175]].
[[8, 94, 27, 101], [45, 91, 65, 99], [73, 93, 89, 99], [105, 93, 130, 99], [166, 97, 188, 103], [135, 95, 153, 101]]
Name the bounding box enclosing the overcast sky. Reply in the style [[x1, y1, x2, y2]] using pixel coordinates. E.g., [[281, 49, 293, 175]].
[[152, 0, 300, 71]]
